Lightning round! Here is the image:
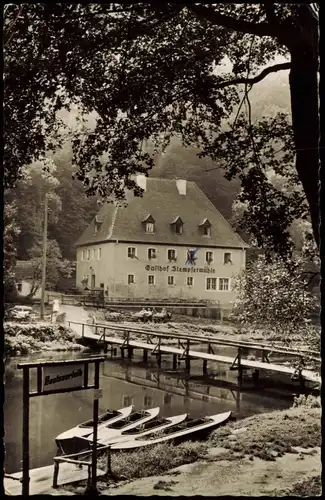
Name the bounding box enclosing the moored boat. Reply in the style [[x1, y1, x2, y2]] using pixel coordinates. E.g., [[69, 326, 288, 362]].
[[55, 405, 134, 454], [84, 406, 161, 445], [110, 411, 232, 451], [87, 412, 189, 447]]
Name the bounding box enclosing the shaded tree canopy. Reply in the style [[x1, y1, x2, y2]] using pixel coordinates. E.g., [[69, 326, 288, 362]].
[[231, 254, 320, 347], [4, 3, 319, 256]]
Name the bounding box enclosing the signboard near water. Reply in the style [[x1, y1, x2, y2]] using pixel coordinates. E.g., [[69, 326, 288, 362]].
[[17, 357, 105, 496], [42, 363, 84, 392]]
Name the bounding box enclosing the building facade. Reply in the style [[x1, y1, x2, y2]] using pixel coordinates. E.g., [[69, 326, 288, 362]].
[[75, 176, 249, 305]]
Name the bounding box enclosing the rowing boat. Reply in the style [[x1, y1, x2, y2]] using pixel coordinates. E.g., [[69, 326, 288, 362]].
[[55, 405, 134, 454], [110, 411, 232, 451], [86, 412, 188, 447], [84, 406, 161, 445]]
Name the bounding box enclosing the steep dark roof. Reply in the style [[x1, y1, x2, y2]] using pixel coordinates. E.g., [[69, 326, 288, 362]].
[[75, 178, 249, 249]]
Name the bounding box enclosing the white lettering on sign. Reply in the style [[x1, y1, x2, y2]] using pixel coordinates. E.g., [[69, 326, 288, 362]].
[[145, 265, 216, 274], [42, 363, 84, 391]]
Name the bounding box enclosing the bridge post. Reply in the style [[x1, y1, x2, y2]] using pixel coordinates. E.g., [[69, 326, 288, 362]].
[[203, 359, 208, 375], [157, 353, 162, 367], [173, 354, 177, 369], [237, 347, 243, 382], [127, 347, 133, 359], [121, 348, 124, 358], [82, 323, 84, 338], [299, 374, 306, 392], [143, 349, 148, 362], [252, 369, 259, 385], [185, 339, 190, 371]]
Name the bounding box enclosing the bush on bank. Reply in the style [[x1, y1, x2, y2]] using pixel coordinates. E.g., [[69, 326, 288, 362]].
[[4, 322, 82, 356]]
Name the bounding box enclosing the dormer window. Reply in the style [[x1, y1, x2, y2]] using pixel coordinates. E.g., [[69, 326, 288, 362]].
[[170, 216, 184, 235], [142, 214, 155, 233], [199, 218, 212, 237], [146, 222, 154, 233]]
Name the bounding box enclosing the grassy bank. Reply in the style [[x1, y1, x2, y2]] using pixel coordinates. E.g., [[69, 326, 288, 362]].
[[61, 402, 321, 496], [4, 322, 84, 356], [208, 403, 321, 462]]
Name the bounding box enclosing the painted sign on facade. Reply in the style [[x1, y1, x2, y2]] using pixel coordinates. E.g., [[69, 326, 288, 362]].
[[145, 265, 216, 274], [42, 363, 84, 391]]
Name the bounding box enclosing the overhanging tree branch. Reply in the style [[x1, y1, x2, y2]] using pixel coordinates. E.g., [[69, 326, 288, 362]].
[[214, 62, 290, 90], [188, 4, 276, 37]]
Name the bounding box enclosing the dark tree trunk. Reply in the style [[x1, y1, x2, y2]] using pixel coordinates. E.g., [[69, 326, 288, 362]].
[[289, 39, 319, 248]]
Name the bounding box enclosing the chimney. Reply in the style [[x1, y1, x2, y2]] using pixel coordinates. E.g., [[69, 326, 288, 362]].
[[136, 174, 147, 191], [176, 179, 187, 195]]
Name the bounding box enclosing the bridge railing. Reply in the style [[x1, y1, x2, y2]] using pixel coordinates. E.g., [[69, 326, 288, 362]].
[[66, 320, 320, 362]]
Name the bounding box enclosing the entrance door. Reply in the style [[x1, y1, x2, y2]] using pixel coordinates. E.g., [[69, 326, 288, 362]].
[[91, 274, 96, 288]]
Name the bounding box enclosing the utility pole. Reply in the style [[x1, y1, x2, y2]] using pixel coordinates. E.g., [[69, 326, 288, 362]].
[[40, 193, 48, 319]]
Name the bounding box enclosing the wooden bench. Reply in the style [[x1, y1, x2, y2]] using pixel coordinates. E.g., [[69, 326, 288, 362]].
[[52, 443, 112, 489]]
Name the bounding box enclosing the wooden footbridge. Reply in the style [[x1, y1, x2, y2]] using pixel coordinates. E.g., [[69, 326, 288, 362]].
[[67, 321, 321, 387]]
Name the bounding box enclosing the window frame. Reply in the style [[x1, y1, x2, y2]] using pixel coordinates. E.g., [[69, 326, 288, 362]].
[[144, 395, 153, 408], [167, 275, 175, 286], [206, 277, 217, 291], [186, 276, 194, 287], [205, 251, 214, 264], [219, 278, 230, 291], [128, 274, 135, 285], [87, 249, 90, 260], [203, 225, 211, 237], [145, 222, 155, 233], [127, 246, 137, 259], [92, 248, 96, 260], [148, 274, 155, 285], [175, 223, 183, 235], [122, 395, 133, 407], [167, 248, 177, 261], [98, 247, 101, 260], [224, 252, 232, 264], [148, 247, 157, 260]]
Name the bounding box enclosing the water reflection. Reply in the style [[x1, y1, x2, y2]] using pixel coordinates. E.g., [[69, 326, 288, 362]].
[[4, 350, 296, 474]]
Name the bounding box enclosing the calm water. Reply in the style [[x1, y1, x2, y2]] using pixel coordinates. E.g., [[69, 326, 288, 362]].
[[4, 348, 299, 473]]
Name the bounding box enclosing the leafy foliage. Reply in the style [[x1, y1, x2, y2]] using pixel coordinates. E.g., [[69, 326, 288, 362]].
[[26, 239, 75, 297], [4, 3, 319, 254], [3, 200, 21, 298], [5, 149, 98, 260], [4, 323, 80, 356], [230, 254, 320, 344]]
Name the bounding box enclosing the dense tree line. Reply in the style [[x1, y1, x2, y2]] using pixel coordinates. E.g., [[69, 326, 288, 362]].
[[4, 4, 320, 259]]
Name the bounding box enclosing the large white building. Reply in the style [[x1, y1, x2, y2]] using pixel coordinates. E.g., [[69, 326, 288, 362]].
[[75, 176, 249, 306]]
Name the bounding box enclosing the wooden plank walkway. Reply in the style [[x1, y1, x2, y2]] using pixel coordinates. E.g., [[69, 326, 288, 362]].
[[80, 329, 321, 385], [69, 319, 320, 359], [4, 463, 106, 495]]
